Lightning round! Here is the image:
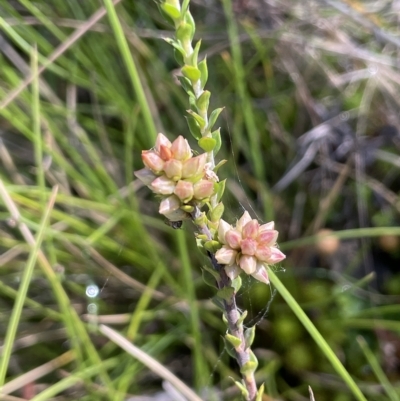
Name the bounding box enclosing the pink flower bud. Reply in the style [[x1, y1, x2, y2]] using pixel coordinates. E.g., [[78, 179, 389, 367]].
[[251, 263, 269, 284], [174, 180, 194, 202], [159, 144, 172, 161], [224, 264, 241, 281], [236, 211, 252, 232], [163, 208, 188, 222], [258, 229, 278, 245], [218, 219, 231, 244], [155, 133, 171, 151], [150, 175, 176, 195], [259, 221, 275, 232], [215, 246, 238, 265], [164, 159, 182, 180], [159, 194, 180, 215], [254, 245, 272, 262], [134, 168, 157, 186], [239, 255, 257, 274], [182, 153, 207, 179], [241, 238, 257, 256], [171, 136, 191, 161], [266, 247, 286, 264], [242, 220, 259, 239], [142, 150, 164, 172], [193, 179, 214, 200], [225, 229, 242, 250]]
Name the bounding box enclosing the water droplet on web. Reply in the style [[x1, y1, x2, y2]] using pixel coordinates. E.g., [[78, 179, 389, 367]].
[[86, 284, 99, 298]]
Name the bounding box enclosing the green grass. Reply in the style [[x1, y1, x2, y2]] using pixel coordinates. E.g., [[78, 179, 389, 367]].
[[0, 1, 400, 400]]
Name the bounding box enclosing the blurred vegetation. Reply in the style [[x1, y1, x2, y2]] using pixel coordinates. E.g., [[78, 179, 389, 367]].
[[0, 0, 400, 400]]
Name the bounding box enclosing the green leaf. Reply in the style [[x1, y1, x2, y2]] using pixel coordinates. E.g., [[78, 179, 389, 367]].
[[187, 109, 205, 129], [156, 4, 175, 26], [202, 269, 218, 289], [204, 240, 220, 253], [176, 21, 194, 44], [231, 275, 242, 293], [244, 326, 255, 349], [215, 179, 226, 202], [202, 264, 220, 281], [256, 383, 265, 401], [211, 128, 222, 155], [240, 360, 258, 377], [174, 48, 185, 66], [233, 380, 249, 399], [223, 337, 237, 358], [198, 57, 208, 89], [160, 3, 181, 19], [198, 137, 216, 152], [208, 107, 224, 131], [237, 310, 248, 326], [211, 296, 225, 311], [185, 116, 201, 140], [196, 90, 210, 113], [164, 38, 186, 56], [178, 76, 194, 96], [182, 65, 201, 82], [190, 39, 201, 67], [225, 333, 242, 348], [182, 0, 190, 12], [209, 202, 224, 222], [214, 159, 227, 173], [183, 8, 195, 41], [217, 285, 234, 301]]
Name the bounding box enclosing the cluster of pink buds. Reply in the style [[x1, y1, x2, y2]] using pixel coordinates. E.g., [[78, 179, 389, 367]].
[[215, 211, 286, 284], [134, 133, 216, 221]]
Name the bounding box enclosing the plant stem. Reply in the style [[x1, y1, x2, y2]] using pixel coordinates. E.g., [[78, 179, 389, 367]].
[[191, 207, 257, 400]]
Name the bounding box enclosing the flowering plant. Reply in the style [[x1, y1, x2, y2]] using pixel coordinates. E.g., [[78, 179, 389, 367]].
[[134, 1, 285, 400]]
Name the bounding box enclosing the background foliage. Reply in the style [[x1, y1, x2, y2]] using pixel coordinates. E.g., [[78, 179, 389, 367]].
[[0, 0, 400, 400]]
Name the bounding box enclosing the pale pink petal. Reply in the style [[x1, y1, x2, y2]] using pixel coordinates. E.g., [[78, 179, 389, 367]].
[[142, 150, 164, 172], [218, 219, 231, 244], [236, 211, 252, 232], [162, 208, 188, 222], [254, 245, 272, 262], [134, 168, 157, 186], [225, 229, 242, 250], [193, 179, 214, 200], [181, 153, 207, 179], [171, 136, 192, 161], [174, 180, 194, 202], [258, 230, 278, 245], [155, 133, 172, 152], [159, 195, 181, 215], [240, 238, 257, 256], [163, 159, 182, 180], [242, 220, 259, 239], [259, 221, 275, 232], [224, 264, 241, 281], [215, 246, 238, 265], [150, 175, 176, 195], [265, 247, 286, 264], [251, 263, 269, 284], [239, 255, 257, 274]]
